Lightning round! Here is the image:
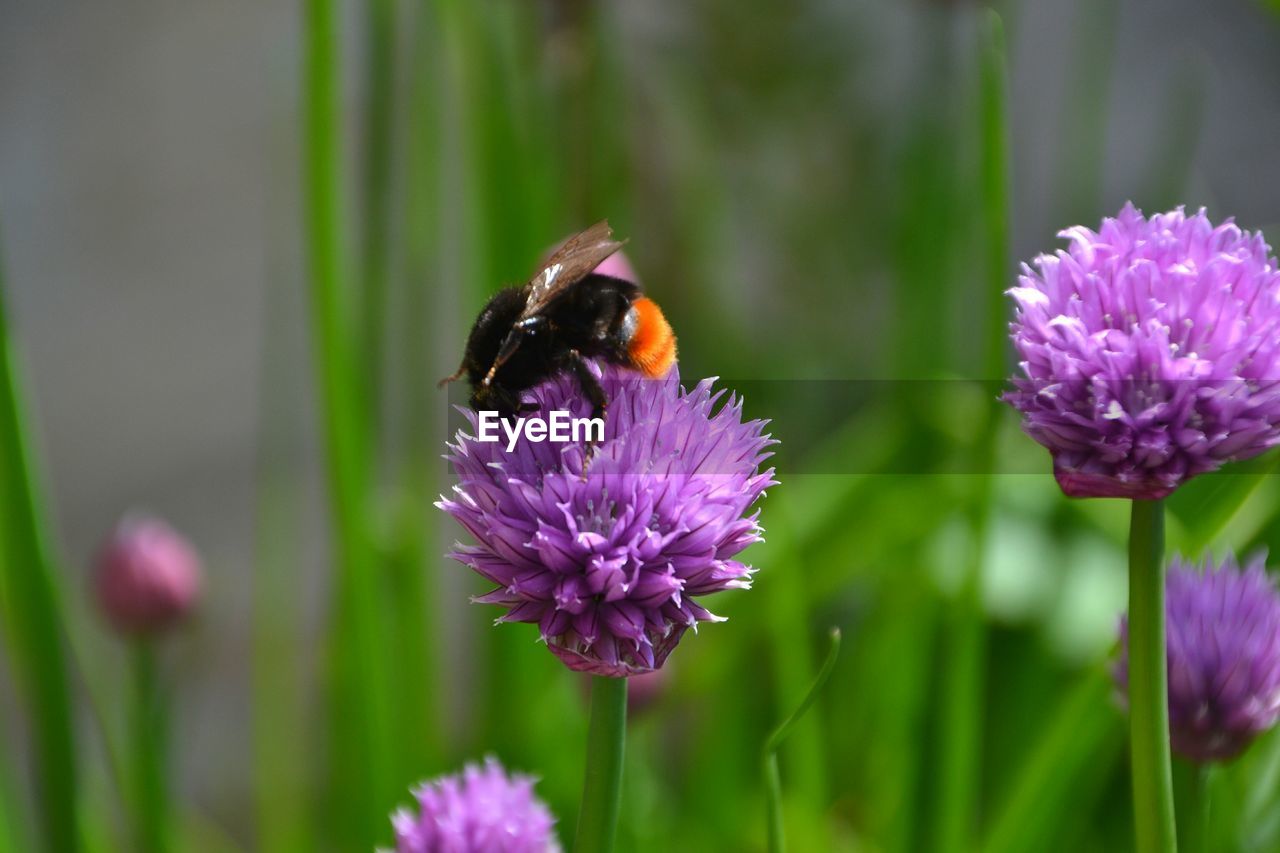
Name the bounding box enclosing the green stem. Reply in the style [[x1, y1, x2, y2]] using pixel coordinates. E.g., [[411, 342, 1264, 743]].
[[0, 225, 81, 853], [1128, 498, 1177, 853], [574, 676, 628, 853], [764, 752, 784, 853], [132, 643, 170, 853]]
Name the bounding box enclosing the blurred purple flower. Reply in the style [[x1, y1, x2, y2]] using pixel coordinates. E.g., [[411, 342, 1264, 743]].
[[438, 363, 775, 677], [389, 757, 558, 853], [1114, 553, 1280, 763], [94, 515, 202, 636], [1004, 204, 1280, 499]]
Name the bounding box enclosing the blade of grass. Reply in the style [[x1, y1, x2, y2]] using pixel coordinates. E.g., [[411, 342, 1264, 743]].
[[858, 571, 939, 852], [302, 0, 394, 845], [385, 0, 446, 779], [889, 10, 960, 379], [251, 230, 315, 852], [251, 457, 312, 853], [761, 498, 827, 832], [981, 667, 1124, 853], [933, 13, 1010, 850], [0, 515, 25, 853], [763, 628, 841, 853], [0, 224, 82, 853], [0, 720, 29, 853], [362, 0, 444, 794], [1167, 457, 1280, 556], [1242, 727, 1280, 833]]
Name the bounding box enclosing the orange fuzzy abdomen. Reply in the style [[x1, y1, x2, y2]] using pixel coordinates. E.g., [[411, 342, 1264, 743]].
[[626, 297, 678, 377]]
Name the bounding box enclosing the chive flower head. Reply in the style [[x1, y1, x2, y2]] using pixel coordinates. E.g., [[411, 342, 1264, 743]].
[[439, 364, 775, 677], [1004, 204, 1280, 498], [1115, 552, 1280, 762], [389, 757, 558, 853]]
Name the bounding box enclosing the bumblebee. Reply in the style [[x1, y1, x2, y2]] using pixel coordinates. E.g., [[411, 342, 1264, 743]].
[[439, 221, 677, 421]]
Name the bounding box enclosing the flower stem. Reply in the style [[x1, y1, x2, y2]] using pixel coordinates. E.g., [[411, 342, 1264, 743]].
[[1128, 498, 1177, 853], [574, 676, 628, 853], [132, 642, 170, 853], [764, 752, 784, 853]]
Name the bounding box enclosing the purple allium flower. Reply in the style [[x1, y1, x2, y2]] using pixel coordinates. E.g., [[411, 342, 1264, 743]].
[[389, 757, 558, 853], [438, 364, 775, 677], [1114, 553, 1280, 763], [1004, 204, 1280, 499], [94, 515, 202, 636]]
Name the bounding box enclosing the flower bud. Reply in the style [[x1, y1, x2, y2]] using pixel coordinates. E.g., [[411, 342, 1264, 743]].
[[592, 250, 639, 285], [94, 515, 202, 636]]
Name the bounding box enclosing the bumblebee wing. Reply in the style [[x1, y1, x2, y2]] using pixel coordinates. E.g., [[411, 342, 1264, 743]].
[[517, 220, 627, 321]]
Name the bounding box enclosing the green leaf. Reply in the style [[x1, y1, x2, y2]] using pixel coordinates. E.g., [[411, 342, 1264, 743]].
[[0, 225, 82, 851]]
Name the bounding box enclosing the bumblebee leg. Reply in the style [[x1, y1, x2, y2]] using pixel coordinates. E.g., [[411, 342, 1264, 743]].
[[437, 362, 466, 388], [567, 349, 608, 422], [567, 349, 608, 469]]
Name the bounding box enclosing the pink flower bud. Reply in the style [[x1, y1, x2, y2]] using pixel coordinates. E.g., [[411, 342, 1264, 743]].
[[591, 250, 639, 285], [94, 516, 202, 636]]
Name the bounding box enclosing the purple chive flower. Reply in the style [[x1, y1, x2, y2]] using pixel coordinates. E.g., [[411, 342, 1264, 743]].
[[438, 364, 775, 677], [1004, 204, 1280, 499], [1114, 553, 1280, 763], [94, 515, 202, 636], [389, 757, 558, 853]]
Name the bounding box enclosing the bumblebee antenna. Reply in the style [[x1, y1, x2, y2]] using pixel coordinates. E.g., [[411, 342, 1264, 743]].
[[483, 327, 525, 386], [483, 315, 546, 386]]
